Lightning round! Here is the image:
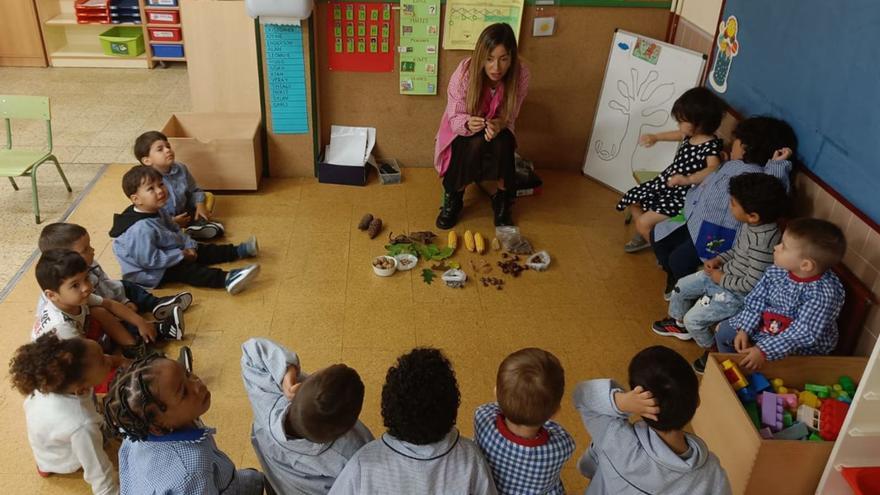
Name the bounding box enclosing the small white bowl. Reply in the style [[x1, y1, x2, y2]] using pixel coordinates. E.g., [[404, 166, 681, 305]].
[[394, 254, 418, 271], [372, 255, 398, 277], [526, 251, 551, 271], [442, 268, 468, 288]]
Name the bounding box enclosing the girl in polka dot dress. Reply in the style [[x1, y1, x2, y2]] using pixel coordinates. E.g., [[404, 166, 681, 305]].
[[617, 87, 727, 253]]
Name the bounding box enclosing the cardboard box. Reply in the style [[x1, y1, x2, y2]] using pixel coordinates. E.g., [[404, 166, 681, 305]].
[[692, 354, 867, 495], [162, 113, 262, 190], [318, 126, 376, 187], [318, 149, 369, 186]]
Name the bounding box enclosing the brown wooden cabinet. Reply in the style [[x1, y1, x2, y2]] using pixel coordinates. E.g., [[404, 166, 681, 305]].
[[0, 0, 48, 67]]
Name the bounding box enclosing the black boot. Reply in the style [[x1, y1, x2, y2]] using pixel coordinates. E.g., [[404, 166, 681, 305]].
[[436, 190, 464, 230], [491, 189, 514, 226]]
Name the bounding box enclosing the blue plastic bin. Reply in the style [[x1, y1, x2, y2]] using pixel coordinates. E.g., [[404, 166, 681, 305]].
[[152, 44, 184, 58]]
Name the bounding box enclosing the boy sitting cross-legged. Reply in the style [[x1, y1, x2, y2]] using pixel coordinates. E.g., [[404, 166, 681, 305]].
[[110, 166, 260, 295]]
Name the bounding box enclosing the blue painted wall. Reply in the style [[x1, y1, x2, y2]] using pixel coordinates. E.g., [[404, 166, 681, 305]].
[[711, 0, 880, 223]]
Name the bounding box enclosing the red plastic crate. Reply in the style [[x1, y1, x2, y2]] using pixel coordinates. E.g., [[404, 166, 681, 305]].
[[75, 0, 111, 24], [145, 9, 180, 24], [148, 26, 182, 42]]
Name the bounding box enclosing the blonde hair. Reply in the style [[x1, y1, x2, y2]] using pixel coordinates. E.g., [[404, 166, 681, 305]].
[[466, 23, 520, 121]]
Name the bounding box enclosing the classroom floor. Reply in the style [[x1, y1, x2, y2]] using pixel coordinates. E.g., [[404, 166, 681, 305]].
[[0, 65, 189, 292], [0, 164, 704, 493]]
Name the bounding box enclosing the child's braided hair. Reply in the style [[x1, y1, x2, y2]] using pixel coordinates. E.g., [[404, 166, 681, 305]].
[[102, 352, 170, 441]]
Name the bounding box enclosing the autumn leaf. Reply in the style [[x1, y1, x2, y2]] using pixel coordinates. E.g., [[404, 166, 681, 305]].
[[421, 268, 436, 284]]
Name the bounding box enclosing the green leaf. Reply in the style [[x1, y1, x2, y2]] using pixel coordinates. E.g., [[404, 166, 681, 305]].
[[421, 268, 436, 284], [386, 243, 416, 257], [431, 246, 454, 260]]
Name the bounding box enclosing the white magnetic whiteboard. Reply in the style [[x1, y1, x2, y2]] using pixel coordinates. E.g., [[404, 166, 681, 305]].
[[582, 30, 707, 193]]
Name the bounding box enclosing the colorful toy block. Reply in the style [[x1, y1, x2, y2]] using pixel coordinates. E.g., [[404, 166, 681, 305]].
[[838, 376, 856, 396], [744, 401, 761, 429], [772, 421, 809, 441], [805, 383, 830, 398], [721, 359, 748, 391], [770, 378, 789, 394], [819, 399, 849, 441], [799, 390, 821, 408], [797, 404, 820, 431], [780, 393, 798, 411], [759, 427, 774, 439], [736, 386, 756, 404], [783, 411, 793, 428], [750, 372, 772, 393], [762, 392, 784, 432]]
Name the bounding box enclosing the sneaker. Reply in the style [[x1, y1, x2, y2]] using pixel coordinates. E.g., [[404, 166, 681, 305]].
[[152, 291, 193, 321], [651, 318, 693, 340], [693, 351, 710, 375], [624, 233, 650, 253], [37, 467, 51, 478], [121, 339, 149, 360], [226, 264, 261, 295], [236, 236, 259, 258], [185, 220, 224, 240], [178, 346, 194, 374], [156, 306, 185, 341]]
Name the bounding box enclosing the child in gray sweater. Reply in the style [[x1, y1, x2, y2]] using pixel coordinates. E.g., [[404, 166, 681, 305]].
[[240, 338, 373, 494], [573, 346, 731, 495]]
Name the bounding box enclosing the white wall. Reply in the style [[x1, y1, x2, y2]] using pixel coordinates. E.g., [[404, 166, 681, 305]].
[[679, 0, 723, 34]]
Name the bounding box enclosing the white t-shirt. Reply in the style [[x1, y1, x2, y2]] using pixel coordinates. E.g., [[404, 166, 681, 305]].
[[32, 293, 103, 341], [24, 391, 118, 495]]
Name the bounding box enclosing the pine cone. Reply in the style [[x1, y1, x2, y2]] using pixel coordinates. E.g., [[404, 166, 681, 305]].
[[367, 218, 383, 239], [358, 213, 374, 230]]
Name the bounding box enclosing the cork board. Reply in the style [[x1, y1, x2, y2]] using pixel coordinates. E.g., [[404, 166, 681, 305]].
[[315, 5, 669, 170], [260, 20, 319, 178]]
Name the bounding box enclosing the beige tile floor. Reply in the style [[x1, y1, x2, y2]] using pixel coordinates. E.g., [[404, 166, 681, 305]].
[[0, 164, 704, 493], [0, 65, 189, 291]]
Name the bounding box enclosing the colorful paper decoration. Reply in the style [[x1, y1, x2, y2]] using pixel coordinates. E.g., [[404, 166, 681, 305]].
[[399, 0, 440, 95], [442, 0, 524, 50], [709, 15, 740, 93], [328, 1, 394, 72]]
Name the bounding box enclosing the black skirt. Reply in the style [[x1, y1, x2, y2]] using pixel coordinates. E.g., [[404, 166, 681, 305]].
[[443, 129, 516, 192]]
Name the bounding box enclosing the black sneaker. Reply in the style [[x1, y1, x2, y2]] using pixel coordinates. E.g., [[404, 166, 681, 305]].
[[225, 264, 261, 295], [185, 220, 224, 240], [152, 291, 193, 321], [156, 306, 185, 340], [121, 339, 148, 360], [651, 318, 693, 340], [178, 346, 194, 374], [693, 351, 710, 375]]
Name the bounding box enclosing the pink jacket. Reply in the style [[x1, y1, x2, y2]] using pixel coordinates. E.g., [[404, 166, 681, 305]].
[[433, 57, 530, 176]]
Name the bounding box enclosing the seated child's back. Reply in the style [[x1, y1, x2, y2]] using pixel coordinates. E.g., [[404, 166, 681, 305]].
[[474, 348, 574, 495], [574, 346, 731, 495]]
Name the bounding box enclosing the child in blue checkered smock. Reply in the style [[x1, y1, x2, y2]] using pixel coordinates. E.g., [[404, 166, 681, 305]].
[[715, 218, 847, 371], [473, 348, 574, 495], [102, 353, 265, 495]]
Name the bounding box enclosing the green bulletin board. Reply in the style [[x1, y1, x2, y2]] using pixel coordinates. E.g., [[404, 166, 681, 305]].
[[399, 0, 441, 94]]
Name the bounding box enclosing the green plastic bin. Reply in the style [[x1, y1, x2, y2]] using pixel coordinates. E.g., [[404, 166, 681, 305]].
[[99, 27, 145, 57]]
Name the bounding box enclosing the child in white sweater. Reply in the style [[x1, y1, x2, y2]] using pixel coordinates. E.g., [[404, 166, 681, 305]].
[[9, 332, 125, 495]]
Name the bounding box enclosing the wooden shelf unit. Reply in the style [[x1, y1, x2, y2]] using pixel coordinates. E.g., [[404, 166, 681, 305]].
[[34, 0, 188, 68], [140, 1, 186, 63]]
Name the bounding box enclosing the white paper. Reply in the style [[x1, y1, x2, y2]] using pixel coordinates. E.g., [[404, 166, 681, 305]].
[[246, 0, 313, 20], [260, 16, 300, 26], [327, 125, 376, 167]]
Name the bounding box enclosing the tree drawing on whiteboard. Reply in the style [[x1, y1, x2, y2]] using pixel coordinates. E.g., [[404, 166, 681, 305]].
[[594, 68, 675, 170]]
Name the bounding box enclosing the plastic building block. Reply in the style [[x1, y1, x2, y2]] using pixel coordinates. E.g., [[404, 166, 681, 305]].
[[797, 404, 820, 431], [780, 393, 798, 411], [762, 392, 784, 432], [759, 427, 774, 439], [799, 390, 821, 408], [721, 359, 748, 391], [806, 383, 830, 398], [750, 372, 772, 393], [838, 375, 856, 396], [744, 401, 761, 429], [736, 386, 756, 404], [808, 432, 823, 441], [819, 399, 849, 441], [771, 378, 785, 393], [783, 411, 793, 428], [773, 421, 809, 440], [837, 394, 852, 404]]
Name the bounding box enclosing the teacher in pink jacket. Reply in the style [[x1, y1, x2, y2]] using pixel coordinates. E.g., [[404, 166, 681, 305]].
[[434, 23, 530, 229]]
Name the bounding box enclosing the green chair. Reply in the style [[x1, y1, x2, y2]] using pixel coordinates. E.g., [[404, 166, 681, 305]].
[[0, 95, 71, 223]]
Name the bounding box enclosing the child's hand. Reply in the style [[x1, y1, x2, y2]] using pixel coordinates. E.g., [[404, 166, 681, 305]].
[[136, 319, 157, 344], [614, 386, 659, 421], [719, 150, 730, 162], [772, 147, 793, 161], [182, 248, 197, 261], [174, 212, 192, 227], [733, 330, 751, 352], [639, 134, 658, 147], [125, 301, 139, 312], [281, 365, 300, 401], [666, 175, 690, 187], [704, 257, 723, 271], [739, 346, 765, 371], [194, 203, 210, 222], [110, 354, 132, 369], [708, 268, 724, 284]]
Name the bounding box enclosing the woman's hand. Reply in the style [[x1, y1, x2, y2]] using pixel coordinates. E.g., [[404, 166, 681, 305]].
[[466, 116, 486, 133], [484, 117, 507, 141]]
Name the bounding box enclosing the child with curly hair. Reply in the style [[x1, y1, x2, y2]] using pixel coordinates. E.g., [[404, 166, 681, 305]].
[[329, 348, 497, 494], [9, 333, 124, 494], [102, 353, 265, 494]]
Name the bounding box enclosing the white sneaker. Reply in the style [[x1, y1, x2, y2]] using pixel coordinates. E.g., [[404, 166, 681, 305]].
[[152, 291, 193, 321], [225, 264, 261, 295]]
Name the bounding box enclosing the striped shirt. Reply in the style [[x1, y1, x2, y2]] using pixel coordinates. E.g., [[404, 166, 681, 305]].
[[653, 159, 792, 260], [474, 403, 574, 495], [717, 222, 781, 295], [729, 266, 844, 361]]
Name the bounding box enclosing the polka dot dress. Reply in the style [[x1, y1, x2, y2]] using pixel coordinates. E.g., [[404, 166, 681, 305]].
[[616, 136, 723, 216]]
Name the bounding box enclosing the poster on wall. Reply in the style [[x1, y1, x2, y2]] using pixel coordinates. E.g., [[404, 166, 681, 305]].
[[327, 2, 395, 72], [708, 15, 739, 93], [264, 24, 309, 134], [441, 0, 523, 50], [399, 0, 440, 94]]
